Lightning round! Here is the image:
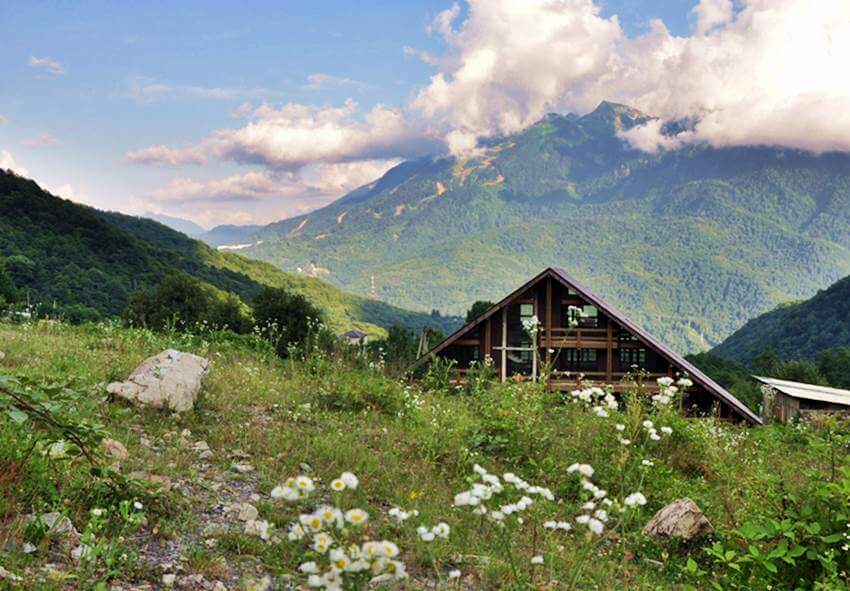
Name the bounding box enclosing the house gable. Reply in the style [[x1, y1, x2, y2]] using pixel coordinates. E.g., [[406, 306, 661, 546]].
[[417, 267, 761, 425]]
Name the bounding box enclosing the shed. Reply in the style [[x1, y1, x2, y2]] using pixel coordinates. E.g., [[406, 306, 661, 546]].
[[754, 376, 850, 423], [340, 329, 368, 345]]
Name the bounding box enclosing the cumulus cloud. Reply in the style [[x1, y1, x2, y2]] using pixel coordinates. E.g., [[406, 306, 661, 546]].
[[132, 99, 435, 170], [412, 0, 850, 154], [144, 159, 399, 225], [0, 150, 29, 177], [28, 56, 64, 76]]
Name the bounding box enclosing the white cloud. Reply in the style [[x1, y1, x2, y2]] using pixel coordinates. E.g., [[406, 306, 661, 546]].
[[22, 133, 61, 148], [0, 115, 7, 125], [143, 159, 399, 225], [126, 77, 271, 102], [28, 56, 64, 76], [411, 0, 850, 155], [302, 73, 367, 91], [131, 99, 434, 170], [0, 150, 29, 177], [126, 144, 207, 166]]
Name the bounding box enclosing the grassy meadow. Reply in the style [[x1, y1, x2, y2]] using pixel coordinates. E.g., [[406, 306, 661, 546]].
[[1, 320, 849, 590]]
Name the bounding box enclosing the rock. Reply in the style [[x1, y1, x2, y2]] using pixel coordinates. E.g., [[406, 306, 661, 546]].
[[231, 502, 258, 522], [162, 573, 176, 588], [193, 440, 213, 459], [231, 463, 254, 474], [71, 544, 92, 563], [127, 471, 172, 491], [107, 349, 210, 413], [243, 519, 270, 540], [28, 512, 80, 555], [212, 582, 228, 591], [643, 498, 714, 540], [101, 438, 129, 460], [201, 523, 229, 537], [230, 449, 250, 459], [0, 352, 5, 362]]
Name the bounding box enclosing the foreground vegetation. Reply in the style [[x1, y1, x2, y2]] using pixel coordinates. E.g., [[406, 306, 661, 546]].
[[1, 319, 850, 590]]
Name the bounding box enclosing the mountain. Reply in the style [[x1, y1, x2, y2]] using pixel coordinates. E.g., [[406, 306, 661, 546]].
[[144, 212, 207, 237], [210, 101, 850, 352], [200, 223, 263, 248], [0, 170, 460, 335], [712, 274, 850, 362]]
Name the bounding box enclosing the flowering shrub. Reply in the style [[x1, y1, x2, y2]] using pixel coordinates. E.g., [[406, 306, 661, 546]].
[[271, 471, 439, 589]]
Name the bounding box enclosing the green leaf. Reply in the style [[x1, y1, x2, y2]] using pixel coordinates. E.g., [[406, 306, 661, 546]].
[[7, 407, 28, 424]]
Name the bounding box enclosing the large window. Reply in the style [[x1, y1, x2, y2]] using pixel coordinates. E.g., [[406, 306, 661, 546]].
[[619, 347, 646, 368], [563, 348, 598, 370]]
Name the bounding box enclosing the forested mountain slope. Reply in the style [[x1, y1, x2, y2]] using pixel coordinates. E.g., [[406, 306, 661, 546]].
[[210, 101, 850, 352], [0, 171, 459, 335], [712, 274, 850, 362]]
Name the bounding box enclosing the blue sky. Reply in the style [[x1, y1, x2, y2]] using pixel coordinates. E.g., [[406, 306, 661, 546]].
[[2, 1, 845, 227]]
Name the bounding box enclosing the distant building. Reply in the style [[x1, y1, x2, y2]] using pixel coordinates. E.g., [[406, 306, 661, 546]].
[[755, 376, 850, 423], [415, 267, 760, 425], [340, 329, 368, 345]]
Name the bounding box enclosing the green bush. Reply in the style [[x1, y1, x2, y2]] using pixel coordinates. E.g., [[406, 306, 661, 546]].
[[252, 286, 324, 357], [124, 272, 251, 333]]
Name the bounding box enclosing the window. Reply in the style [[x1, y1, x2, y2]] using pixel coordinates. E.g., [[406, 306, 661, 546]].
[[618, 330, 639, 343], [519, 303, 534, 319], [563, 348, 598, 370], [619, 348, 646, 368], [567, 305, 599, 328]]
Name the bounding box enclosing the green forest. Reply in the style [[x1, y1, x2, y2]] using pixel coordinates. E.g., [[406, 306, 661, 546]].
[[0, 170, 460, 336]]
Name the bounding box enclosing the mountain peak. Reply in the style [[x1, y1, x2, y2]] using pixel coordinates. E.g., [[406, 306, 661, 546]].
[[580, 101, 650, 132]]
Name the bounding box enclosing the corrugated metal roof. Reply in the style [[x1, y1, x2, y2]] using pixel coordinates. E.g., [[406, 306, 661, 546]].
[[414, 267, 762, 425], [753, 376, 850, 406]]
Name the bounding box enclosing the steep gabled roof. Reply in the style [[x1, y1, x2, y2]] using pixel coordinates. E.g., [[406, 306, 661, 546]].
[[416, 267, 762, 425], [754, 376, 850, 406]]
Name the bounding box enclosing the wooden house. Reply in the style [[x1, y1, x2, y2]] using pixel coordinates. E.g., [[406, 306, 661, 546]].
[[755, 376, 850, 423], [416, 267, 761, 425]]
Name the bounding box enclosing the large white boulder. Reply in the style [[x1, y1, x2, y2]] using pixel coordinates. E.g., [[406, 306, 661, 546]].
[[107, 349, 209, 413]]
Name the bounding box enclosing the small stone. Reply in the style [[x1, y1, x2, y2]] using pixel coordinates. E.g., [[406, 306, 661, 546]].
[[101, 438, 129, 460], [181, 428, 192, 439], [193, 440, 213, 459], [162, 573, 176, 588], [230, 449, 250, 459], [249, 493, 260, 503], [71, 544, 91, 562], [231, 463, 254, 474], [212, 582, 227, 591], [243, 519, 270, 540], [299, 462, 313, 473], [202, 523, 229, 537], [234, 503, 258, 522], [0, 352, 6, 362]]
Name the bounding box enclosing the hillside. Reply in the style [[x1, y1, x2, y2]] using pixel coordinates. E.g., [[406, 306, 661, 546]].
[[143, 212, 207, 237], [2, 320, 849, 589], [208, 101, 850, 352], [0, 170, 460, 336], [712, 274, 850, 362]]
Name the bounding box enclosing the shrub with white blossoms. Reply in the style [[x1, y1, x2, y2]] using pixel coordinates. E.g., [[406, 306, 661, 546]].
[[271, 472, 413, 590]]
